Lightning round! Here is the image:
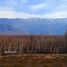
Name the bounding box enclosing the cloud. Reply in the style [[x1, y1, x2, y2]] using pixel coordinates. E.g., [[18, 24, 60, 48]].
[[1, 0, 28, 7], [0, 7, 38, 18], [0, 6, 67, 18], [43, 11, 67, 18], [0, 8, 16, 18], [30, 3, 46, 11]]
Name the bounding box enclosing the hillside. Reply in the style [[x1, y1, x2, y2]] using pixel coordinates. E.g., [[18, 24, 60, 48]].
[[0, 18, 67, 35]]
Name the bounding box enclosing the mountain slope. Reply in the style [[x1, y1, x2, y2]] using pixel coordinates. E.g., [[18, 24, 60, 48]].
[[0, 18, 67, 35]]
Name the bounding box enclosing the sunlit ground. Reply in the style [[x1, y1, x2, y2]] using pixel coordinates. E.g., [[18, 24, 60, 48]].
[[0, 54, 67, 67]]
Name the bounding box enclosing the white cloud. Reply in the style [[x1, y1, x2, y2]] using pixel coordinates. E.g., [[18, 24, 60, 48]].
[[31, 3, 46, 11], [43, 11, 67, 18], [4, 0, 28, 7], [0, 11, 30, 18], [0, 7, 38, 18], [58, 4, 67, 9], [0, 7, 67, 18], [0, 10, 67, 18]]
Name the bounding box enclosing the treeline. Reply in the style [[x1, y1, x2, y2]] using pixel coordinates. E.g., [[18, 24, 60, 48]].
[[0, 34, 67, 55], [19, 36, 67, 54]]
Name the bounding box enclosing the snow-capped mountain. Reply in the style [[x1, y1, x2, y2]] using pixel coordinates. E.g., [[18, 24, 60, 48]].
[[0, 18, 67, 35]]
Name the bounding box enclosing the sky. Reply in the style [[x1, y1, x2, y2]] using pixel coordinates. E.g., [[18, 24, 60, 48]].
[[0, 0, 67, 18]]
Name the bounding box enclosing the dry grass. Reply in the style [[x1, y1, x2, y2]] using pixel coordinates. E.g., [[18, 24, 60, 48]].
[[0, 54, 67, 67]]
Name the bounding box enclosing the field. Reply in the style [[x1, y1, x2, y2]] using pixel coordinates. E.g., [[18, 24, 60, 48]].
[[0, 54, 67, 67]]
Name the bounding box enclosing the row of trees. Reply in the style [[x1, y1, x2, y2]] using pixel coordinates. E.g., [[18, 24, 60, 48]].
[[0, 31, 67, 55]]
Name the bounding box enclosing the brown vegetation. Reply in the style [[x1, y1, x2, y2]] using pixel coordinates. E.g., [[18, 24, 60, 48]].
[[0, 34, 66, 55], [0, 54, 67, 67]]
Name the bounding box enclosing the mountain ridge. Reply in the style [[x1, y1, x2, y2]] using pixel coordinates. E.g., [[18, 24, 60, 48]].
[[0, 18, 67, 35]]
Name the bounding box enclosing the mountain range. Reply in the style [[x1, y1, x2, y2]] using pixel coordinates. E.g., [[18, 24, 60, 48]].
[[0, 18, 67, 35]]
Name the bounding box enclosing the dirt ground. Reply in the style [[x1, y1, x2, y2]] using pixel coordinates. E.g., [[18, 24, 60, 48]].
[[0, 54, 67, 67]]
